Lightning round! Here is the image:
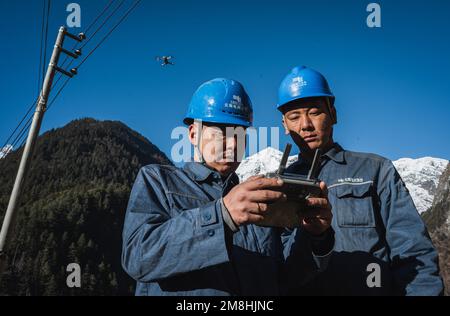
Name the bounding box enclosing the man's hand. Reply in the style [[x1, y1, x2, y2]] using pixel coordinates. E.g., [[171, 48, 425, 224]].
[[299, 181, 333, 236], [260, 199, 303, 229], [223, 175, 286, 226]]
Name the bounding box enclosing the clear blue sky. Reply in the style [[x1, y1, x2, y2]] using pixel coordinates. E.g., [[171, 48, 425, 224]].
[[1, 0, 449, 162]]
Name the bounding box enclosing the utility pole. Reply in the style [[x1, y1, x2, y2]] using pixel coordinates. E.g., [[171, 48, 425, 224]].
[[0, 26, 85, 273]]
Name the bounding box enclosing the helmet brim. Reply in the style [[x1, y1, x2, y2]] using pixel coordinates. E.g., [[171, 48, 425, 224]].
[[183, 116, 252, 128], [277, 94, 335, 113]]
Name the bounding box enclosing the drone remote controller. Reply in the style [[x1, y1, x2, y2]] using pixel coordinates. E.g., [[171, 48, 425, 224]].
[[274, 143, 322, 202]]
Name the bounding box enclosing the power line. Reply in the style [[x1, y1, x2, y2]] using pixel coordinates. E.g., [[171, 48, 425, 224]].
[[56, 0, 123, 92], [3, 0, 50, 152], [2, 68, 64, 151], [37, 0, 46, 97], [10, 116, 33, 151], [47, 77, 72, 112], [42, 0, 52, 86], [1, 100, 38, 151], [45, 0, 125, 101], [0, 27, 69, 265], [2, 0, 50, 152], [77, 0, 142, 69], [55, 0, 141, 112], [86, 0, 118, 34], [1, 7, 146, 267], [51, 0, 142, 108], [59, 0, 117, 71], [1, 0, 121, 154], [13, 74, 72, 150], [18, 77, 72, 149], [11, 0, 143, 151], [79, 0, 126, 50]]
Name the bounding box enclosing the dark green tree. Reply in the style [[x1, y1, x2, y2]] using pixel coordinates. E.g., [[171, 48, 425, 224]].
[[0, 118, 172, 295]]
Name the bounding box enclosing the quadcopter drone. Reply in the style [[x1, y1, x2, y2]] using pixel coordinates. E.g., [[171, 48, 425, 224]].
[[155, 55, 174, 66]]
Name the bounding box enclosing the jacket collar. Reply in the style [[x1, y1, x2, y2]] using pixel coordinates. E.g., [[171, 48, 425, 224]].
[[322, 143, 346, 164], [296, 143, 346, 165], [183, 162, 240, 184], [183, 162, 216, 181]]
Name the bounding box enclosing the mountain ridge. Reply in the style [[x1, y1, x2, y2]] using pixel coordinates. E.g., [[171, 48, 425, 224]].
[[0, 118, 171, 295]]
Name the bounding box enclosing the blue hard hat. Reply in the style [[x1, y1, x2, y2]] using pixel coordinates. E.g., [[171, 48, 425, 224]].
[[183, 78, 253, 127], [277, 66, 335, 112]]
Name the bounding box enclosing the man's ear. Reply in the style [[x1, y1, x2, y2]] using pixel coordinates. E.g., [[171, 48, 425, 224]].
[[325, 98, 337, 125], [188, 124, 197, 146], [281, 116, 290, 135], [331, 105, 337, 125]]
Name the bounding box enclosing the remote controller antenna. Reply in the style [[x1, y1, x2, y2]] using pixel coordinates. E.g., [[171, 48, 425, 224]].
[[277, 143, 292, 176], [307, 148, 322, 180]]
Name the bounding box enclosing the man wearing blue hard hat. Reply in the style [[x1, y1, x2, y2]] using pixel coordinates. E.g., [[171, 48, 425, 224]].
[[277, 66, 443, 295], [122, 78, 335, 295]]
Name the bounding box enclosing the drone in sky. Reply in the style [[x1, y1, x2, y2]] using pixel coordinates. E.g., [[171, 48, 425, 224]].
[[155, 55, 174, 66]]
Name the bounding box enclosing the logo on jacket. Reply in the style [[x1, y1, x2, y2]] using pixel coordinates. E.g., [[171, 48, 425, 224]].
[[337, 178, 364, 183]]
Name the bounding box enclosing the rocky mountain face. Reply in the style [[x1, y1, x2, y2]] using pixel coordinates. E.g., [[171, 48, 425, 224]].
[[393, 157, 449, 214], [422, 164, 450, 295]]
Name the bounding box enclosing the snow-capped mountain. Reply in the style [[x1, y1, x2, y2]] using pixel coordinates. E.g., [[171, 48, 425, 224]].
[[0, 145, 13, 159], [393, 157, 449, 214], [236, 147, 449, 214], [236, 147, 298, 181]]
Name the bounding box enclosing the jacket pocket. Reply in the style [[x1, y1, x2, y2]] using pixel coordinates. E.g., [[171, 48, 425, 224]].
[[332, 182, 376, 228], [166, 191, 211, 214]]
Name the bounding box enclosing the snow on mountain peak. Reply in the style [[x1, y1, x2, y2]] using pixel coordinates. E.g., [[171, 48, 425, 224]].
[[0, 145, 13, 159], [236, 147, 298, 181], [236, 147, 448, 214], [393, 157, 449, 214]]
